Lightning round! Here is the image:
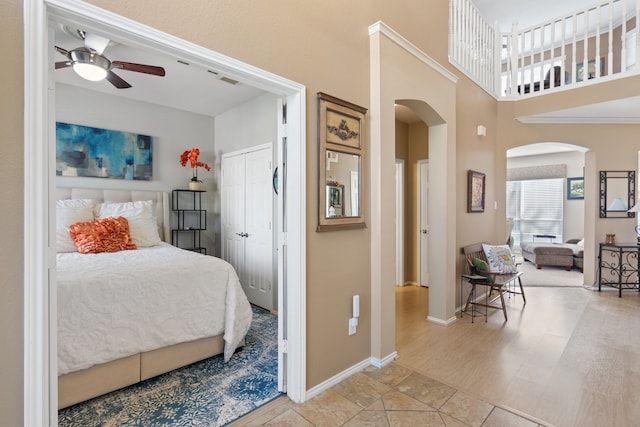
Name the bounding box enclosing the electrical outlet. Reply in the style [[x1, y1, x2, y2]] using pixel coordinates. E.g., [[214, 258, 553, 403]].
[[348, 317, 357, 335]]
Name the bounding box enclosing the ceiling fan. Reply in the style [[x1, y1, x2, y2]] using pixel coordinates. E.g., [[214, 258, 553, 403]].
[[55, 31, 165, 89]]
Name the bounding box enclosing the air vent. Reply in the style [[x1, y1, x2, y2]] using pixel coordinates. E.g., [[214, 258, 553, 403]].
[[219, 76, 239, 85]]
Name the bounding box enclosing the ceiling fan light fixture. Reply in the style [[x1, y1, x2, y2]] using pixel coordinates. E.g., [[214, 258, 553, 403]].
[[70, 49, 110, 81], [72, 62, 108, 81]]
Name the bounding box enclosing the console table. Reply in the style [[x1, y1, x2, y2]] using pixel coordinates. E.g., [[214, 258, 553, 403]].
[[598, 243, 640, 297]]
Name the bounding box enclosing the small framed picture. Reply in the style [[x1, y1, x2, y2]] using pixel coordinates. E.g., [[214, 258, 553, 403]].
[[467, 170, 486, 213], [567, 177, 584, 200]]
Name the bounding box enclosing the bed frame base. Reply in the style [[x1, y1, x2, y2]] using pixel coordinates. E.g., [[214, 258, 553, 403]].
[[58, 335, 224, 409]]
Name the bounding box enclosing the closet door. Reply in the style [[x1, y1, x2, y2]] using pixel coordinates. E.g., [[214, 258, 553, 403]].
[[222, 153, 247, 285], [244, 148, 273, 310], [221, 145, 273, 311]]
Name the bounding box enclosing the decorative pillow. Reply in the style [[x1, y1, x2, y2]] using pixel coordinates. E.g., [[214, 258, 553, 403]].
[[577, 238, 584, 247], [471, 257, 492, 280], [56, 199, 96, 253], [482, 243, 518, 274], [69, 217, 137, 254], [97, 200, 161, 247]]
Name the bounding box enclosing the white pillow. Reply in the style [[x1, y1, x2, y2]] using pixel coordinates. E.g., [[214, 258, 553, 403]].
[[482, 243, 518, 274], [97, 200, 161, 247], [56, 199, 96, 253]]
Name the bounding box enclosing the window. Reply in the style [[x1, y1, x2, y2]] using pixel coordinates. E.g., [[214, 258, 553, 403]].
[[507, 178, 564, 249]]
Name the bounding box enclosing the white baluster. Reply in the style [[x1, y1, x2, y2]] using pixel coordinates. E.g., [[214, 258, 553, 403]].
[[595, 4, 601, 79], [613, 0, 618, 75]]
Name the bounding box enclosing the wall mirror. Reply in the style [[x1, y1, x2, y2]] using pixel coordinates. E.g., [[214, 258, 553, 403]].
[[599, 170, 636, 218], [317, 92, 367, 231]]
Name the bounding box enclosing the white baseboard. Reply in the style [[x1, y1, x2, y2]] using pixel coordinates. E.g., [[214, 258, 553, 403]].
[[305, 351, 398, 400], [426, 315, 458, 326]]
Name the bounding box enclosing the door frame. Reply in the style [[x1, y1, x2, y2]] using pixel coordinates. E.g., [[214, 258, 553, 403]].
[[417, 160, 429, 287], [395, 159, 405, 286], [24, 1, 307, 424]]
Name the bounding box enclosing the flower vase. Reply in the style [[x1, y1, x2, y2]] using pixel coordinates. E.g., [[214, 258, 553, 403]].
[[189, 181, 202, 191]]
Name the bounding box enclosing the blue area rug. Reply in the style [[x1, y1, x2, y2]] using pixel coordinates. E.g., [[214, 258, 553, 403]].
[[59, 307, 280, 426]]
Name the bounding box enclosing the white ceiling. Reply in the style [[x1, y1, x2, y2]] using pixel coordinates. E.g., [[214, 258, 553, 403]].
[[53, 23, 267, 118]]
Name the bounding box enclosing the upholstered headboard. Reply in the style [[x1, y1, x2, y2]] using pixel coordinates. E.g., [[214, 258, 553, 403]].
[[56, 187, 171, 243]]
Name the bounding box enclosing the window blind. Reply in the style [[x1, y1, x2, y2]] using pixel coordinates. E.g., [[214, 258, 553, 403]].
[[507, 178, 564, 248]]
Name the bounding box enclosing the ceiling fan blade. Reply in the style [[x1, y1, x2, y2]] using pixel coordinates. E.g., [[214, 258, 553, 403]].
[[112, 61, 166, 77], [83, 32, 110, 55], [105, 70, 132, 89], [55, 61, 71, 70], [55, 46, 70, 57]]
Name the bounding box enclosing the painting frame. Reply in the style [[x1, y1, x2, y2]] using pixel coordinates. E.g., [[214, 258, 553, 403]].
[[467, 170, 486, 213], [567, 177, 584, 200]]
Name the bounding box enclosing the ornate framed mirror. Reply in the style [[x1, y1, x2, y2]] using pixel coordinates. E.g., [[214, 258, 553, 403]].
[[317, 92, 367, 231], [599, 170, 636, 218]]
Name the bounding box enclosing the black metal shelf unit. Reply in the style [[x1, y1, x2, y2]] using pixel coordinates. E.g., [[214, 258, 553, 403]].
[[171, 189, 206, 254]]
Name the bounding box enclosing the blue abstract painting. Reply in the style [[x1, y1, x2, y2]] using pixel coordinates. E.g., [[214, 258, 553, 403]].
[[56, 122, 153, 180]]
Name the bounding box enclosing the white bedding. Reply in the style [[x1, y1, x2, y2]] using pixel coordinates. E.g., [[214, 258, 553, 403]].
[[56, 242, 252, 375]]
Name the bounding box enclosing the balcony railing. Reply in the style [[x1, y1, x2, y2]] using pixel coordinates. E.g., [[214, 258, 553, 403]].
[[449, 0, 640, 98]]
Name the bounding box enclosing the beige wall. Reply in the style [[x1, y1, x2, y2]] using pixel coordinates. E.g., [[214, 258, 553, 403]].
[[0, 0, 24, 426], [10, 0, 638, 422], [0, 0, 23, 424]]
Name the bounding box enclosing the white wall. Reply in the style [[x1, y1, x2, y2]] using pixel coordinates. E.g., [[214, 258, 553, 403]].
[[55, 83, 218, 254], [214, 92, 279, 309], [213, 92, 279, 253], [507, 150, 586, 241]]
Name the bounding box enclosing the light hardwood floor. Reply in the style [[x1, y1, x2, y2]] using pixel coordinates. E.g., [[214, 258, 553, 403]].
[[231, 284, 640, 426]]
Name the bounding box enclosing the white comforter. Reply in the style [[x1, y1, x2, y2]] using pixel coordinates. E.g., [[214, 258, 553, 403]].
[[56, 242, 252, 375]]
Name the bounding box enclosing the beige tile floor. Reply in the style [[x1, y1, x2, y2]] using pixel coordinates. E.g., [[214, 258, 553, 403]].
[[230, 282, 640, 427]]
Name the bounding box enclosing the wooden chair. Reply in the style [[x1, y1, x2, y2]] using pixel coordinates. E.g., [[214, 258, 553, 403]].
[[460, 243, 525, 322]]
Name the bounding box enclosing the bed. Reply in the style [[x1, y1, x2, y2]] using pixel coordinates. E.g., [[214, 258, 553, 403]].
[[55, 187, 252, 409]]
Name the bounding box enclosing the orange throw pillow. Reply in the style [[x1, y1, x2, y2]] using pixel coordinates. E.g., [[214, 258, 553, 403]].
[[69, 216, 137, 254]]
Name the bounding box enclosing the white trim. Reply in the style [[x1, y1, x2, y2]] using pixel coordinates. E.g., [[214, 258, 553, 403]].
[[426, 315, 458, 326], [369, 21, 459, 85], [395, 159, 404, 286], [517, 116, 640, 124], [24, 0, 51, 425], [221, 142, 274, 159], [305, 357, 369, 399], [305, 352, 399, 399], [25, 1, 307, 423], [369, 351, 399, 369]]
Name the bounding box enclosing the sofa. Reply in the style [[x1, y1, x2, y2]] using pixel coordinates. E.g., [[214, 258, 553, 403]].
[[520, 238, 584, 271]]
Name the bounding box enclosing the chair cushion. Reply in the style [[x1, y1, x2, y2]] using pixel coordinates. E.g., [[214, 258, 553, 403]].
[[482, 244, 518, 273], [471, 257, 492, 280]]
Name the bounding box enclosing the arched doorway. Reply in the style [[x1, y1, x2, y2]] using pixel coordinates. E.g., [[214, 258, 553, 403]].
[[369, 22, 458, 364]]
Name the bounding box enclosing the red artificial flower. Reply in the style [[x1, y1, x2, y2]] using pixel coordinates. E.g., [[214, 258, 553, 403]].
[[180, 148, 211, 181]]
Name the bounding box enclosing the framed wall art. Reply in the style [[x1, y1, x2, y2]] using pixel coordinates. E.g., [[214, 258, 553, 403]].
[[467, 170, 486, 213], [567, 177, 584, 200], [56, 122, 153, 180]]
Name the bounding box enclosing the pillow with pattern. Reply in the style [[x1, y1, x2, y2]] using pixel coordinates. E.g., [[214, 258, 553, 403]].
[[69, 216, 137, 254], [481, 243, 518, 274]]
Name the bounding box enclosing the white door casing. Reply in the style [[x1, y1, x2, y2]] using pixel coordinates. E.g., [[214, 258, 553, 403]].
[[418, 160, 429, 287], [222, 144, 273, 311], [395, 160, 405, 286], [26, 2, 307, 424]]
